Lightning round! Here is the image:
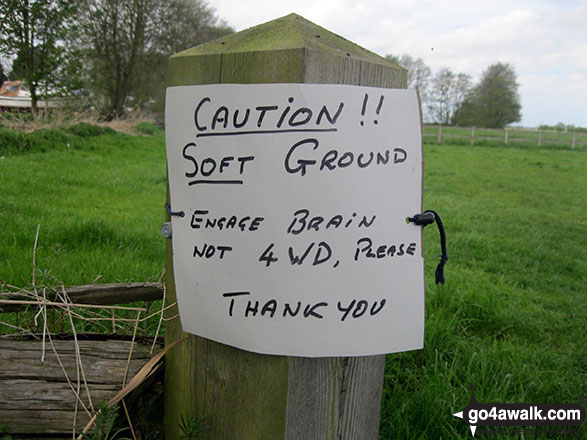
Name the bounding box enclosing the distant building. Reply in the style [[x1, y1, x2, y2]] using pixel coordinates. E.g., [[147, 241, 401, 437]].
[[0, 81, 59, 113]]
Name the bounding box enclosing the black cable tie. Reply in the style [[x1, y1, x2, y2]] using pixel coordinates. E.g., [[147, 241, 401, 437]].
[[407, 212, 435, 226], [408, 210, 448, 284], [165, 202, 185, 217]]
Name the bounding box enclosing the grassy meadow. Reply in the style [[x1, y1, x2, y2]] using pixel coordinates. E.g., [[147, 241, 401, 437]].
[[0, 124, 585, 438], [0, 124, 167, 286], [380, 144, 586, 438]]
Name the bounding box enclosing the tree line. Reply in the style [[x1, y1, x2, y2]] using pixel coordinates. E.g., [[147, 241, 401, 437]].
[[538, 123, 587, 134], [0, 0, 233, 119], [386, 54, 522, 129], [0, 3, 534, 130]]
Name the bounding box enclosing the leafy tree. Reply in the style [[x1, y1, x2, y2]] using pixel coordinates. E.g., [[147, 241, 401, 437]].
[[75, 0, 153, 119], [386, 54, 432, 94], [454, 63, 521, 128], [8, 49, 33, 80], [386, 53, 432, 107], [427, 68, 472, 125], [0, 0, 77, 113], [74, 0, 233, 119], [153, 0, 232, 55], [0, 60, 7, 84]]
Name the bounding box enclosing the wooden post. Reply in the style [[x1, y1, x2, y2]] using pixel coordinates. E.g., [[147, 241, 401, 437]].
[[437, 125, 443, 143], [471, 127, 475, 146], [164, 14, 407, 440], [505, 127, 509, 145], [571, 133, 576, 149], [538, 131, 543, 146]]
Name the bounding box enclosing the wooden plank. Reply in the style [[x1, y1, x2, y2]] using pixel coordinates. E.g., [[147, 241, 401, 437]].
[[63, 282, 163, 304], [0, 337, 155, 435], [507, 136, 535, 143], [0, 380, 119, 410], [0, 409, 93, 435], [0, 339, 151, 383], [0, 282, 164, 313], [165, 13, 407, 440]]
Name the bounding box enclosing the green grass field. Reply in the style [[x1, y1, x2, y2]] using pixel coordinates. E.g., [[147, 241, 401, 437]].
[[0, 127, 167, 286], [0, 127, 585, 439], [380, 144, 586, 439]]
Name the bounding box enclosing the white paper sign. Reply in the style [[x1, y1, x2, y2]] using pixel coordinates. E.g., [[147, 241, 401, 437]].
[[165, 83, 424, 357]]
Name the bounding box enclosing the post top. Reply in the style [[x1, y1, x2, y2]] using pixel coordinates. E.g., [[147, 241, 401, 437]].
[[173, 13, 402, 69]]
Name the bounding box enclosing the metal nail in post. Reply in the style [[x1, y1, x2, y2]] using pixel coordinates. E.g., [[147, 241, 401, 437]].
[[161, 222, 172, 239]]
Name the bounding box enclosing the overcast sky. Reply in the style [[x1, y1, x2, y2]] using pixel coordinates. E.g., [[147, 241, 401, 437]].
[[211, 0, 586, 128]]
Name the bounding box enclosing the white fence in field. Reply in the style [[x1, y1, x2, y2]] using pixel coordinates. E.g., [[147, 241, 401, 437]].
[[423, 125, 586, 149]]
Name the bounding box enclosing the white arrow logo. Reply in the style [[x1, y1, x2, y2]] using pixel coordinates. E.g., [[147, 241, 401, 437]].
[[453, 410, 477, 436]]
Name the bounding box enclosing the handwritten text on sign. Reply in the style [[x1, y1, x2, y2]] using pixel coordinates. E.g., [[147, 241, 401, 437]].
[[165, 84, 424, 357]]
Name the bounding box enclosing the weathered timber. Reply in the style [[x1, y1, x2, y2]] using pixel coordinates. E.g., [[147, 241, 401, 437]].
[[62, 282, 163, 305], [165, 13, 407, 440], [0, 337, 155, 436], [0, 282, 164, 313]]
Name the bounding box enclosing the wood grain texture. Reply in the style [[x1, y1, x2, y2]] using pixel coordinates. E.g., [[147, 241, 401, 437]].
[[62, 282, 163, 305], [0, 282, 163, 313], [0, 338, 154, 435], [165, 13, 406, 440], [286, 356, 387, 440]]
